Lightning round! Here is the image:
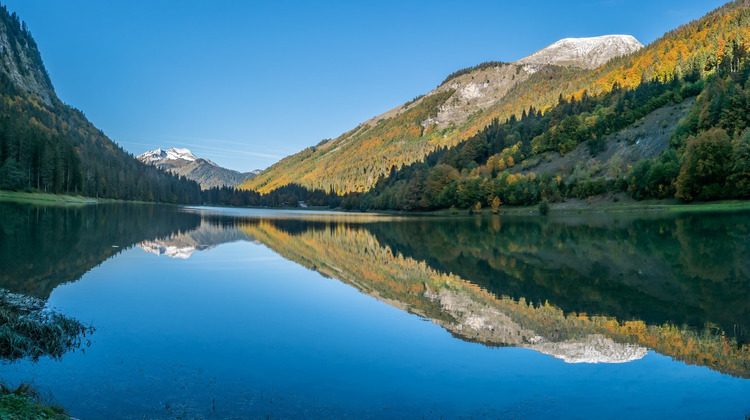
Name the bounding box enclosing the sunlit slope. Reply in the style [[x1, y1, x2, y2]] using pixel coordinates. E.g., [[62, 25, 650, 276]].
[[243, 1, 750, 195]]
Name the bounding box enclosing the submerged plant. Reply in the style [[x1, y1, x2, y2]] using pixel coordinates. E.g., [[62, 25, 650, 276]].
[[0, 289, 93, 362]]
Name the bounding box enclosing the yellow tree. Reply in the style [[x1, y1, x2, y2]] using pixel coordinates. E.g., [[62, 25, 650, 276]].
[[491, 196, 502, 214]]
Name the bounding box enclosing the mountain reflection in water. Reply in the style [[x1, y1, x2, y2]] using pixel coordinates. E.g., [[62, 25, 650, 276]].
[[133, 209, 750, 377]]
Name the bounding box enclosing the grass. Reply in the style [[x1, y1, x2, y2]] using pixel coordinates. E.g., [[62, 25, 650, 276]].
[[664, 199, 750, 213], [0, 190, 98, 206], [402, 197, 750, 218], [0, 383, 69, 420], [485, 198, 750, 216]]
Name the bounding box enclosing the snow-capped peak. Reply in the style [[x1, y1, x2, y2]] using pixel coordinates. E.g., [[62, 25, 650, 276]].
[[517, 35, 643, 70], [137, 147, 197, 164], [166, 147, 197, 161]]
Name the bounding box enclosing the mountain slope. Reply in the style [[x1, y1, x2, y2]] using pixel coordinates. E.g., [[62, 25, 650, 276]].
[[0, 6, 201, 203], [242, 34, 642, 194], [137, 147, 259, 189], [244, 1, 749, 196]]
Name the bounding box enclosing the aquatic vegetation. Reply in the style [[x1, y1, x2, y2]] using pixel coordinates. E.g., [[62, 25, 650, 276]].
[[0, 289, 93, 362]]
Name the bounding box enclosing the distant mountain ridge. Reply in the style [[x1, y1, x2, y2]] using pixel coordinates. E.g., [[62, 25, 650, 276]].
[[137, 147, 259, 189]]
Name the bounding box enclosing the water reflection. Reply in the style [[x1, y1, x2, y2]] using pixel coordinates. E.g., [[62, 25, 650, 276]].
[[2, 202, 749, 378], [0, 203, 201, 298], [124, 208, 750, 377]]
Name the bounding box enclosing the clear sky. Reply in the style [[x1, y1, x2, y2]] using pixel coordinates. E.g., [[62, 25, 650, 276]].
[[1, 0, 728, 172]]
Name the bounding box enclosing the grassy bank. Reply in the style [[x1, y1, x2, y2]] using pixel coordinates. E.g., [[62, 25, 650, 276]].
[[0, 190, 98, 206], [0, 383, 69, 420], [417, 195, 750, 217]]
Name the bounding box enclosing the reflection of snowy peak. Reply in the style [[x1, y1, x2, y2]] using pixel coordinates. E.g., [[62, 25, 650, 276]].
[[517, 35, 643, 70], [138, 221, 252, 259], [139, 241, 201, 259], [425, 289, 647, 364], [528, 334, 648, 364]]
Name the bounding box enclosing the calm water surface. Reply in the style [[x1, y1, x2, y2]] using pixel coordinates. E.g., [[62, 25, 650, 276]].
[[0, 202, 749, 419]]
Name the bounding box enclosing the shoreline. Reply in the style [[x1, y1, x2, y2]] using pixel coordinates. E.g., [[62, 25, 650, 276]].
[[3, 189, 749, 216]]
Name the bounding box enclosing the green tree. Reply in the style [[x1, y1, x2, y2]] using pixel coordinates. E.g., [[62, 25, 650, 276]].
[[675, 128, 733, 201], [539, 198, 550, 215], [0, 158, 25, 191], [726, 128, 750, 197]]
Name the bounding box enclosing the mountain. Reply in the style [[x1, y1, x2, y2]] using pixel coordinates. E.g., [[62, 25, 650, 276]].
[[137, 147, 259, 189], [243, 1, 750, 199], [138, 147, 198, 164], [0, 6, 201, 203], [242, 34, 642, 194]]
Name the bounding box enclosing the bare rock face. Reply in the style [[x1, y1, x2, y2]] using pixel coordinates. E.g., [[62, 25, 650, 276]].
[[422, 64, 532, 129], [369, 35, 642, 132], [0, 16, 55, 105], [517, 35, 643, 70]]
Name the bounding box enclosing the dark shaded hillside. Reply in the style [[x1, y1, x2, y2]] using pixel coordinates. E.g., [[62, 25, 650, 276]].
[[0, 5, 201, 203]]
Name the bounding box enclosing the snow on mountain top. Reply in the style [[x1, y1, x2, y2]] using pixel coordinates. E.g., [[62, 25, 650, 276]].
[[166, 148, 197, 161], [517, 35, 643, 70], [137, 147, 197, 164]]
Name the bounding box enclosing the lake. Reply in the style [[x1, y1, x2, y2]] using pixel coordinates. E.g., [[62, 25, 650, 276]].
[[1, 202, 749, 419]]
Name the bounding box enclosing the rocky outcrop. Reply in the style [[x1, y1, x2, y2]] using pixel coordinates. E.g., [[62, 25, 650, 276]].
[[0, 11, 54, 105]]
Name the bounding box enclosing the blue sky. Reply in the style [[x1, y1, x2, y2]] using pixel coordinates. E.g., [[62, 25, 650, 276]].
[[2, 0, 728, 172]]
